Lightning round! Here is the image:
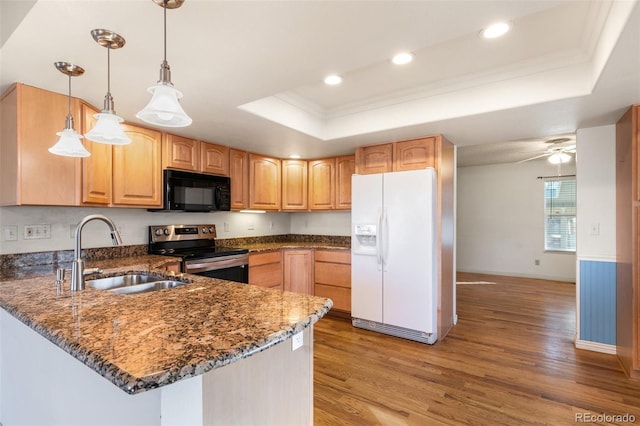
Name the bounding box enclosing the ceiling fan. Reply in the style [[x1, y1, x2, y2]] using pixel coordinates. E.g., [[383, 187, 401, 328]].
[[517, 137, 576, 164]]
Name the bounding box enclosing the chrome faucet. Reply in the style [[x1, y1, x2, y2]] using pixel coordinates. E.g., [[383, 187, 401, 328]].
[[70, 214, 123, 292]]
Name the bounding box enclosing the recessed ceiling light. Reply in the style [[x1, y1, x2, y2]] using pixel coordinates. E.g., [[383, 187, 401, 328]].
[[289, 154, 301, 159], [392, 52, 414, 65], [324, 74, 343, 85], [481, 22, 510, 39]]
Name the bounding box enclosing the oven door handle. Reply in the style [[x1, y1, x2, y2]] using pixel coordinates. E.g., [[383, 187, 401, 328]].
[[184, 254, 249, 273]]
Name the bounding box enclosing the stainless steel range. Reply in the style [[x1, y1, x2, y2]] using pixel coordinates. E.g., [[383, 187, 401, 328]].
[[148, 224, 249, 283]]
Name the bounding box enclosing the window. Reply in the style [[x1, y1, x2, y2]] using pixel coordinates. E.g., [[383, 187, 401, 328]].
[[544, 179, 576, 252]]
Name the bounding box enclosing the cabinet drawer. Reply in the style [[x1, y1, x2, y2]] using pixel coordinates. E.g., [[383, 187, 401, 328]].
[[315, 263, 350, 288], [314, 250, 350, 264], [315, 284, 351, 312], [249, 263, 282, 288], [249, 251, 282, 266]]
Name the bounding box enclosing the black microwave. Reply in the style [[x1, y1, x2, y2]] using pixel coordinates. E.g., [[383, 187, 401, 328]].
[[151, 170, 231, 212]]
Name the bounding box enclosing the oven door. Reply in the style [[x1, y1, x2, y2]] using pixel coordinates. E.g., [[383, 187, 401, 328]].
[[183, 253, 249, 284]]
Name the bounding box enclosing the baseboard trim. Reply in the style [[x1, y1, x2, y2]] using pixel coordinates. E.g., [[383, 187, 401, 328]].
[[575, 339, 616, 355]]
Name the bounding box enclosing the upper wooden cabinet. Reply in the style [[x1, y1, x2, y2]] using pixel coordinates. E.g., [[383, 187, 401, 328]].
[[282, 160, 308, 211], [81, 103, 112, 205], [308, 159, 336, 210], [201, 142, 229, 176], [163, 134, 200, 171], [394, 137, 437, 171], [229, 148, 249, 210], [335, 155, 355, 210], [112, 123, 162, 207], [249, 154, 281, 210], [355, 143, 393, 175], [0, 83, 81, 206], [163, 134, 229, 176], [356, 138, 438, 175], [80, 105, 162, 208]]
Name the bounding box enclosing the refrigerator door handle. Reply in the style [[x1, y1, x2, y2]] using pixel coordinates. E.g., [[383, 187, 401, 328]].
[[382, 208, 389, 271], [376, 209, 383, 269]]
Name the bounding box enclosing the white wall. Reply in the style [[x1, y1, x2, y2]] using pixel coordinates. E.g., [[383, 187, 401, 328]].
[[575, 125, 616, 260], [0, 207, 291, 254], [289, 212, 351, 236], [457, 159, 576, 281]]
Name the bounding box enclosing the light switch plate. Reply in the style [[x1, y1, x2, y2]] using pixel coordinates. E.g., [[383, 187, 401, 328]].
[[3, 226, 18, 241]]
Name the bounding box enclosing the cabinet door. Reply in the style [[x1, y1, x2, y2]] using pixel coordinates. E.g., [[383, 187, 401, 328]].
[[163, 133, 200, 171], [308, 159, 335, 210], [229, 149, 249, 210], [355, 143, 393, 175], [249, 154, 281, 210], [283, 250, 314, 295], [112, 124, 162, 207], [5, 84, 81, 206], [335, 155, 355, 210], [249, 251, 283, 290], [201, 142, 229, 176], [393, 137, 437, 171], [81, 103, 112, 205], [282, 160, 308, 211]]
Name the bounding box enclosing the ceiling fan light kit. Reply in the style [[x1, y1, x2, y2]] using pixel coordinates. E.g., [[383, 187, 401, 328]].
[[548, 151, 572, 164]]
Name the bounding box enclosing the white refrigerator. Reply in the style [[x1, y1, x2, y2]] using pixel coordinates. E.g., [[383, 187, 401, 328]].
[[351, 168, 438, 344]]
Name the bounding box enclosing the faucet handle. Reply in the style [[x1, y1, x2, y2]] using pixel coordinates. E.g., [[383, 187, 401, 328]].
[[55, 267, 66, 284]]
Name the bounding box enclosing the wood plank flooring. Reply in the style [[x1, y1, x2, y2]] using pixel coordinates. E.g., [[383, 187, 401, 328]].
[[313, 273, 640, 425]]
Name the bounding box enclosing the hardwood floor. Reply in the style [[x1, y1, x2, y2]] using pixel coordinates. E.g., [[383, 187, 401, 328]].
[[313, 273, 640, 425]]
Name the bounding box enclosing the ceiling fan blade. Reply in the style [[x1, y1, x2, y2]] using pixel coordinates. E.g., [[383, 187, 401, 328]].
[[517, 153, 550, 163]]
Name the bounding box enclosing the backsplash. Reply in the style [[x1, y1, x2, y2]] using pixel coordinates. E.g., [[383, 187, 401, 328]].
[[216, 234, 351, 247]]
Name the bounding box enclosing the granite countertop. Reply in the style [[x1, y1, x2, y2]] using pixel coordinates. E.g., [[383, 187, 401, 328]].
[[242, 242, 351, 253], [0, 257, 332, 395]]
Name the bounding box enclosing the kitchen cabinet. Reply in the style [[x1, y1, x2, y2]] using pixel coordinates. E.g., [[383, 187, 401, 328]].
[[163, 133, 200, 171], [249, 251, 283, 290], [355, 143, 393, 175], [335, 155, 355, 210], [249, 154, 281, 210], [314, 250, 351, 313], [81, 103, 112, 205], [200, 141, 229, 176], [163, 135, 229, 176], [283, 250, 314, 295], [616, 104, 640, 379], [229, 148, 249, 210], [282, 160, 308, 211], [355, 137, 438, 175], [393, 137, 437, 171], [308, 159, 335, 210], [80, 107, 162, 208], [0, 83, 81, 206], [112, 123, 162, 207]]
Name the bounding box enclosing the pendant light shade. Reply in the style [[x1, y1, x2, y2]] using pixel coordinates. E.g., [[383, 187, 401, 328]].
[[49, 62, 90, 158], [136, 0, 192, 128], [85, 29, 131, 145]]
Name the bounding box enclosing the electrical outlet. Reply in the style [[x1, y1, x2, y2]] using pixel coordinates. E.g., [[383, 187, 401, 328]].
[[248, 223, 254, 230], [291, 332, 303, 351], [535, 259, 540, 266], [24, 224, 51, 240], [589, 223, 600, 236], [269, 221, 274, 230], [3, 226, 18, 241]]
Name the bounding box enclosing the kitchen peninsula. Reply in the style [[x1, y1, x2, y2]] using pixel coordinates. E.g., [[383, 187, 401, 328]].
[[0, 255, 332, 425]]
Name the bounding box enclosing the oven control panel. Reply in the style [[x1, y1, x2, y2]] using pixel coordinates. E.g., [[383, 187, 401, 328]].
[[149, 224, 217, 242]]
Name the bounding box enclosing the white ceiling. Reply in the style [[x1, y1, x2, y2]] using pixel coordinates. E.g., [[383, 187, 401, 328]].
[[1, 0, 639, 166]]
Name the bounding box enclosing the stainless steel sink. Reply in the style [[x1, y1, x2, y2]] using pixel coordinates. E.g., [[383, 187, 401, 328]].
[[86, 273, 188, 294]]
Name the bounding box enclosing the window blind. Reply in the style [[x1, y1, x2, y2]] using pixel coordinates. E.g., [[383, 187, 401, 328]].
[[544, 179, 576, 252]]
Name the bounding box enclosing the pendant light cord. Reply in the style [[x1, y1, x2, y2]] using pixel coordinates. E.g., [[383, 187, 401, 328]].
[[163, 0, 168, 63], [107, 46, 111, 96]]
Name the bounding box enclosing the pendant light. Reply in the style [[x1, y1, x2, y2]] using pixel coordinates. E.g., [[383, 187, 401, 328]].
[[49, 62, 90, 157], [136, 0, 192, 127], [85, 29, 131, 145]]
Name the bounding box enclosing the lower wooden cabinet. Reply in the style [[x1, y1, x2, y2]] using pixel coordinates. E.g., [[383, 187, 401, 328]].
[[283, 250, 314, 295], [314, 250, 351, 313], [249, 251, 283, 290]]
